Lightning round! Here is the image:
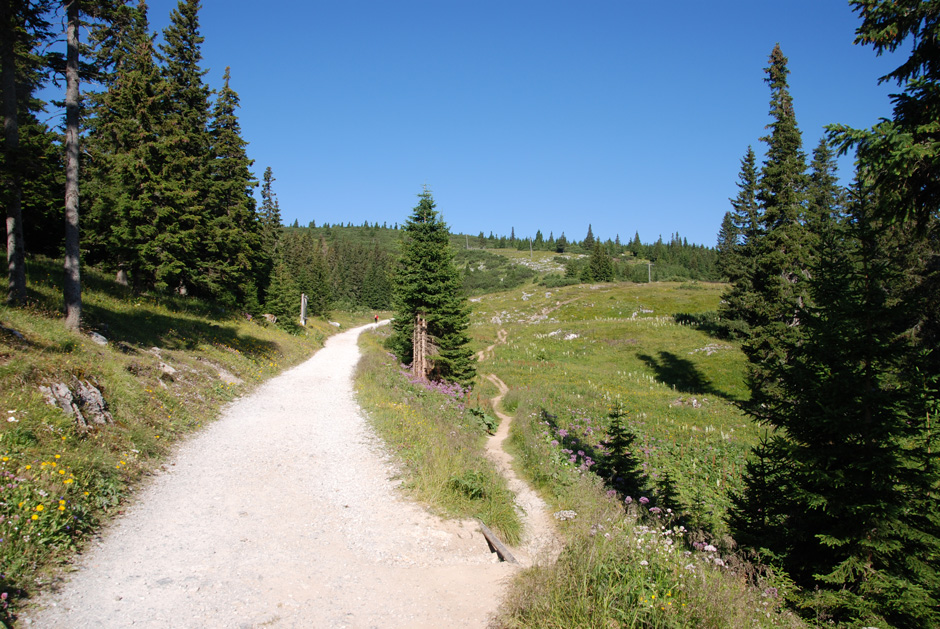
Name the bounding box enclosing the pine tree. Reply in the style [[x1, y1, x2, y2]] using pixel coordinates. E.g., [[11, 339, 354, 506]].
[[389, 187, 475, 386], [150, 0, 210, 294], [83, 0, 165, 288], [204, 65, 259, 305], [715, 212, 738, 280], [583, 223, 595, 250], [732, 180, 940, 627], [740, 45, 810, 417], [256, 165, 281, 302], [716, 146, 759, 287], [587, 241, 613, 282]]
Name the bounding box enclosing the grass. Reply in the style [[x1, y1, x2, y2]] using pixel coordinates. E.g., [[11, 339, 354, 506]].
[[354, 325, 522, 544], [457, 279, 799, 626], [470, 281, 753, 536], [0, 257, 337, 623]]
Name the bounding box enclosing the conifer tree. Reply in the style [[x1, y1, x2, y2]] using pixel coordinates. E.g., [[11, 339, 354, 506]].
[[389, 187, 475, 386], [83, 0, 165, 288], [732, 179, 940, 627], [150, 0, 210, 294], [716, 147, 759, 288], [740, 45, 810, 414], [257, 165, 281, 301], [587, 241, 613, 282], [583, 223, 595, 250], [204, 66, 259, 305]]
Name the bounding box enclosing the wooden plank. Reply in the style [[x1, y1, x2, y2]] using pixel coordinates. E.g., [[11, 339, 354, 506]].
[[477, 519, 518, 564]]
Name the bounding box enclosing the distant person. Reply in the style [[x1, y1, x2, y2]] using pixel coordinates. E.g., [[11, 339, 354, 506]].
[[374, 314, 379, 324]]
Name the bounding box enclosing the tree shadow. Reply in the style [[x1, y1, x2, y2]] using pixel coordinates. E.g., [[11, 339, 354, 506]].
[[84, 301, 279, 359], [21, 256, 279, 359], [637, 350, 741, 402]]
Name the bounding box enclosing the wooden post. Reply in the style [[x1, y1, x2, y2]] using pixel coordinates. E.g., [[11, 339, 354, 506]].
[[413, 313, 429, 382], [300, 293, 308, 326]]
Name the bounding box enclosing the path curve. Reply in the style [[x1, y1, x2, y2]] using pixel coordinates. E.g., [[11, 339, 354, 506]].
[[482, 375, 562, 567], [24, 323, 514, 628]]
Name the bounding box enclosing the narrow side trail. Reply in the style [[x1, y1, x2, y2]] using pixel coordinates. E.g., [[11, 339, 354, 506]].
[[24, 323, 514, 629], [478, 329, 562, 566], [483, 375, 562, 566]]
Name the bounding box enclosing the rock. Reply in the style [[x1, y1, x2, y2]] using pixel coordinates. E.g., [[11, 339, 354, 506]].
[[159, 362, 177, 376], [262, 314, 277, 324], [329, 321, 341, 327], [39, 379, 113, 431], [75, 380, 114, 426], [89, 331, 108, 346]]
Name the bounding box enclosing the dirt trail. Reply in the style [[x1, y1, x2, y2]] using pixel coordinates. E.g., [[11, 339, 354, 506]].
[[475, 325, 561, 565], [23, 323, 515, 629], [475, 328, 507, 362], [482, 374, 562, 566]]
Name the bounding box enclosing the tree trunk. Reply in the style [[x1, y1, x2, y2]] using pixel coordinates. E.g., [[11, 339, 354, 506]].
[[413, 313, 428, 382], [63, 0, 81, 331], [1, 2, 26, 305]]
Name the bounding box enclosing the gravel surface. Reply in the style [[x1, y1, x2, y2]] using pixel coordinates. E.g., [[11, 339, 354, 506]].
[[23, 323, 516, 628]]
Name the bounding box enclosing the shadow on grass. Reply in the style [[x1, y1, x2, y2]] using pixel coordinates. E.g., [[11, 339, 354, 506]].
[[24, 256, 278, 359], [84, 302, 279, 358], [637, 351, 741, 403]]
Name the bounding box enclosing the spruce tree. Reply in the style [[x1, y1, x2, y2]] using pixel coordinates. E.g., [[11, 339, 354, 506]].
[[583, 224, 595, 250], [257, 166, 281, 302], [716, 146, 759, 289], [83, 0, 165, 288], [205, 66, 259, 305], [740, 45, 810, 419], [587, 241, 613, 282], [390, 187, 475, 386], [732, 179, 940, 627], [151, 0, 211, 294]]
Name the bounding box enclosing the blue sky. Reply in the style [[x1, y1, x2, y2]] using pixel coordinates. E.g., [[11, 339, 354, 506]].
[[78, 1, 904, 246]]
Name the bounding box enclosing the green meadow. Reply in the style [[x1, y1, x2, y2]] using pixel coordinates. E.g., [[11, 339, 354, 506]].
[[471, 281, 753, 534]]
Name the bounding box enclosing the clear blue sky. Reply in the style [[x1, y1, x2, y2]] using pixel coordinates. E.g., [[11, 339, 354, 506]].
[[83, 1, 904, 246]]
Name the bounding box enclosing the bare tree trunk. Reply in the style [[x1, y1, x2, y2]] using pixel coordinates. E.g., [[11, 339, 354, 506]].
[[1, 2, 27, 305], [413, 313, 428, 382], [63, 0, 81, 331]]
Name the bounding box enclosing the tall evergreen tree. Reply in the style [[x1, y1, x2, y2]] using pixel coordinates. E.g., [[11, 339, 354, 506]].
[[150, 0, 210, 294], [257, 165, 281, 302], [83, 0, 165, 288], [586, 240, 613, 282], [739, 45, 810, 417], [204, 65, 259, 305], [389, 187, 475, 386], [583, 223, 595, 250], [717, 146, 760, 288], [732, 179, 940, 627]]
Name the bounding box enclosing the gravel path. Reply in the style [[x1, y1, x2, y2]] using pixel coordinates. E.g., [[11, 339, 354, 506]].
[[23, 323, 515, 628]]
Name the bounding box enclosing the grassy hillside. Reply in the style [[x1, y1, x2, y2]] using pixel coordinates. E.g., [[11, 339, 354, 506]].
[[0, 258, 351, 622]]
